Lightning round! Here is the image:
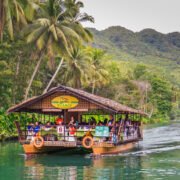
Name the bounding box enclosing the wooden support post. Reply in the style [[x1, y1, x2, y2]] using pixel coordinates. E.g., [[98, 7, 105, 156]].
[[78, 112, 81, 123], [113, 114, 116, 122], [43, 114, 45, 124], [63, 110, 67, 141]]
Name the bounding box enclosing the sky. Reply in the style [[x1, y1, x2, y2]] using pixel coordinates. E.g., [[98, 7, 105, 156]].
[[82, 0, 180, 33]]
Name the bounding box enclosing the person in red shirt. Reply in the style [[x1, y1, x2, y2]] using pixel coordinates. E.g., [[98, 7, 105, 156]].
[[55, 115, 64, 125], [69, 124, 76, 136]]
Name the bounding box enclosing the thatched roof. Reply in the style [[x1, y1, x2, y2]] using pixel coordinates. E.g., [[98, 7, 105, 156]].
[[7, 85, 146, 115]]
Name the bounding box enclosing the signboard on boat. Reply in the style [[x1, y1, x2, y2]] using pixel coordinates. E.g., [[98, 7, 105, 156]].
[[56, 125, 65, 134], [51, 96, 79, 109], [95, 126, 109, 137]]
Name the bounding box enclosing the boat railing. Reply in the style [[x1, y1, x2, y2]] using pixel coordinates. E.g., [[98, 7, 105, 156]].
[[21, 124, 142, 145]]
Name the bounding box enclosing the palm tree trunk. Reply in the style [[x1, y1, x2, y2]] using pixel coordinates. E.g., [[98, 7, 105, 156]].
[[24, 52, 43, 100], [0, 0, 4, 42], [13, 55, 21, 104], [92, 80, 95, 94], [43, 58, 64, 94]]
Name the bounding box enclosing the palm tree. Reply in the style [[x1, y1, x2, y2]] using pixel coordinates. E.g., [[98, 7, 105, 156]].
[[0, 0, 5, 41], [89, 48, 109, 94], [24, 0, 45, 22], [23, 0, 85, 99], [0, 0, 26, 41], [62, 0, 94, 42], [61, 0, 94, 24], [0, 0, 41, 42], [43, 0, 94, 93], [58, 46, 91, 88]]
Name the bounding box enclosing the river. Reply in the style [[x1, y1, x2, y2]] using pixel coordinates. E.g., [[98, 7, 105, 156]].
[[0, 123, 180, 180]]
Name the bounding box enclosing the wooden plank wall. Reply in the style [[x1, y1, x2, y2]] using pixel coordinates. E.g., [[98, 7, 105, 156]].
[[28, 92, 100, 111]]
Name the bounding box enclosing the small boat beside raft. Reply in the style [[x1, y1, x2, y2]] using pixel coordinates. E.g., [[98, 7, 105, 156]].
[[7, 85, 146, 155]]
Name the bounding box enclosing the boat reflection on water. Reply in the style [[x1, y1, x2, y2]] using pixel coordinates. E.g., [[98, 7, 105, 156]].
[[24, 153, 144, 179], [25, 159, 78, 180], [24, 158, 82, 180], [24, 153, 90, 180], [88, 155, 144, 179]]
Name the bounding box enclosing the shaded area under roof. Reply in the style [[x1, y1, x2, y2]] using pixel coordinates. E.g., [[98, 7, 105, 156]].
[[7, 85, 147, 115]]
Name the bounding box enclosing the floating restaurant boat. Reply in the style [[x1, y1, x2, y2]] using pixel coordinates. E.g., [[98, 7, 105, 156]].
[[7, 85, 146, 155]]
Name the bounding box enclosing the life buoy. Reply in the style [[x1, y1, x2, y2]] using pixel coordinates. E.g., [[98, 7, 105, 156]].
[[82, 136, 93, 149], [33, 136, 44, 149]]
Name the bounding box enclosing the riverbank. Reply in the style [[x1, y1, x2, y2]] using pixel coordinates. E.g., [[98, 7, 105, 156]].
[[0, 134, 18, 142], [143, 119, 180, 129]]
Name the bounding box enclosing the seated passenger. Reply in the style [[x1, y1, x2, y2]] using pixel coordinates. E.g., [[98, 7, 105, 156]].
[[110, 122, 119, 143], [90, 121, 96, 129], [27, 122, 34, 131], [125, 119, 130, 127], [90, 117, 96, 124], [83, 123, 90, 130], [69, 124, 76, 136], [33, 122, 40, 135], [68, 116, 75, 126], [27, 122, 34, 140], [118, 118, 122, 125], [98, 121, 103, 126], [108, 115, 114, 126], [75, 120, 79, 128], [56, 115, 63, 125], [103, 118, 108, 126], [108, 115, 115, 132], [43, 121, 52, 131]]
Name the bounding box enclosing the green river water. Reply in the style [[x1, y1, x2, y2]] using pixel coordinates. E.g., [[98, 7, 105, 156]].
[[0, 123, 180, 180]]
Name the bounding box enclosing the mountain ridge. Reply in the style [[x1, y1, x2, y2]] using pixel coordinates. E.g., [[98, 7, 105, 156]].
[[88, 26, 180, 35], [88, 26, 180, 87], [88, 26, 180, 65]]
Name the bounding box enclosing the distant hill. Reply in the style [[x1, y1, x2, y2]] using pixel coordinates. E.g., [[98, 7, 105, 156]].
[[89, 26, 180, 64], [89, 26, 180, 86]]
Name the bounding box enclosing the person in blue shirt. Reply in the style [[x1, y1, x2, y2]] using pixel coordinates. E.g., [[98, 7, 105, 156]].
[[27, 122, 34, 140], [27, 122, 34, 131], [33, 122, 40, 135]]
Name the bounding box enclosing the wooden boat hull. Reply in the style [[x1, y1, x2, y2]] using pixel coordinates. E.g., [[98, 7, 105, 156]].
[[23, 144, 66, 154], [92, 142, 137, 155], [23, 141, 138, 155], [22, 140, 78, 154]]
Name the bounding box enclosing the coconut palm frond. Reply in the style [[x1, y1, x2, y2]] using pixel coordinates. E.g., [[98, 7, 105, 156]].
[[36, 30, 49, 50], [0, 0, 42, 41], [61, 25, 80, 41], [5, 0, 14, 40], [26, 26, 46, 44], [56, 27, 69, 49], [75, 13, 94, 23], [22, 23, 40, 36], [36, 18, 50, 26], [68, 23, 92, 42], [25, 0, 41, 21], [49, 24, 58, 41]]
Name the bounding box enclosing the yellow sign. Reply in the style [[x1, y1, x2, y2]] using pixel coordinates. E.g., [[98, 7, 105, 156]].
[[51, 96, 79, 109]]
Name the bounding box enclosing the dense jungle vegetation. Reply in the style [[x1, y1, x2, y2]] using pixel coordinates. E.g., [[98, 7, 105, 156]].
[[0, 0, 179, 139]]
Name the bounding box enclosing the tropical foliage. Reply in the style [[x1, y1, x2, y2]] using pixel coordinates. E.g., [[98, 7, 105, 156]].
[[0, 0, 179, 139]]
